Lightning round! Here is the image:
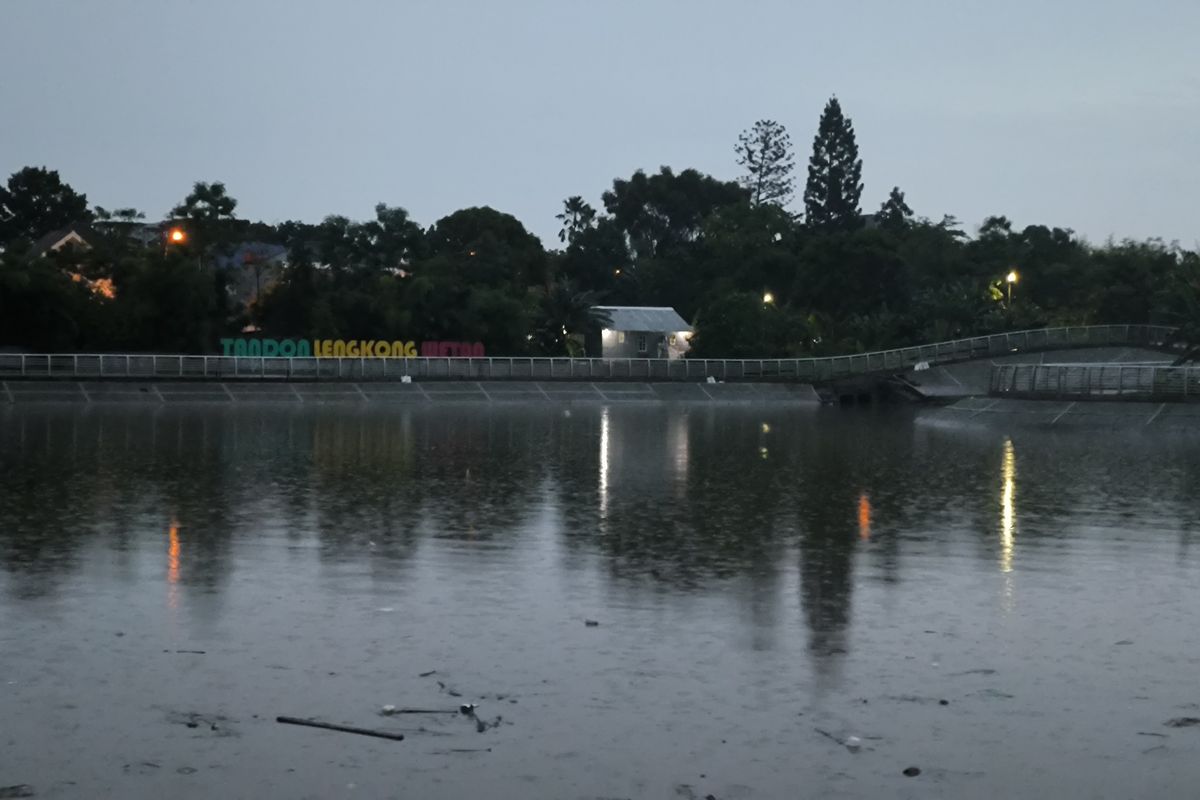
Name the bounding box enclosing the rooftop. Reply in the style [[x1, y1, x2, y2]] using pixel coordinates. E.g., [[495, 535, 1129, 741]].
[[592, 306, 691, 333]]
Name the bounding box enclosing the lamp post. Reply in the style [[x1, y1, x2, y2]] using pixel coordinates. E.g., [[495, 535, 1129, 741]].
[[762, 291, 775, 306], [1006, 270, 1019, 306]]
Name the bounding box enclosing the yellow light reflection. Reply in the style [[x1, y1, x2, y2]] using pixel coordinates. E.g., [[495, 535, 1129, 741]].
[[598, 408, 610, 518], [858, 493, 871, 541], [1000, 438, 1016, 573]]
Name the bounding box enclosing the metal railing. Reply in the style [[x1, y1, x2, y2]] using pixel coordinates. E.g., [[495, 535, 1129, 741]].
[[991, 363, 1200, 401], [0, 324, 1178, 383]]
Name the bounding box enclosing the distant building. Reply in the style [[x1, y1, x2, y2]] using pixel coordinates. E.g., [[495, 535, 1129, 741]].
[[589, 306, 692, 360], [30, 224, 96, 257]]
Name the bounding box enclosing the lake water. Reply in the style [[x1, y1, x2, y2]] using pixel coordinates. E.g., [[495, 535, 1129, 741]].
[[2, 403, 1200, 799]]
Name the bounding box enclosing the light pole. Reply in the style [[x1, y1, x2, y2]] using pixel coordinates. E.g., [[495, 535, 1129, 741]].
[[1006, 270, 1019, 306], [762, 291, 775, 306]]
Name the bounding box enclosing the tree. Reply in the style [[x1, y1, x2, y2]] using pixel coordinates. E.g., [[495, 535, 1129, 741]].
[[424, 206, 546, 289], [0, 167, 91, 243], [360, 203, 423, 273], [876, 187, 913, 231], [94, 206, 145, 222], [602, 167, 747, 260], [689, 291, 808, 358], [735, 120, 795, 207], [531, 277, 610, 355], [171, 181, 237, 221], [555, 196, 596, 244], [803, 97, 863, 230], [557, 217, 630, 297]]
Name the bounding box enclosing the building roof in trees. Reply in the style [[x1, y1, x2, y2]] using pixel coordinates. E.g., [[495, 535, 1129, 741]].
[[31, 223, 95, 257], [592, 306, 691, 332]]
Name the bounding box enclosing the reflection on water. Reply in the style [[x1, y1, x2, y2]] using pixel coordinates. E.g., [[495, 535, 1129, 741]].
[[1000, 436, 1016, 573], [167, 518, 180, 609], [598, 406, 610, 518], [858, 492, 871, 541], [3, 404, 1200, 798]]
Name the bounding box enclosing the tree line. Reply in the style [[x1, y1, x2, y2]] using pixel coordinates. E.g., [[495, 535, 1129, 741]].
[[1, 96, 1197, 357]]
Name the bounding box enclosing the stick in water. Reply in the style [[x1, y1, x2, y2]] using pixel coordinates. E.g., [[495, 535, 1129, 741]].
[[276, 716, 405, 741]]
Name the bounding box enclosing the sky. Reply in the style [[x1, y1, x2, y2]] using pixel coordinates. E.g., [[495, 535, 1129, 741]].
[[2, 0, 1198, 248]]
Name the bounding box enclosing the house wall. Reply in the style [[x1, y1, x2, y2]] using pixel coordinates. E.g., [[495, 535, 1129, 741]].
[[600, 330, 690, 360]]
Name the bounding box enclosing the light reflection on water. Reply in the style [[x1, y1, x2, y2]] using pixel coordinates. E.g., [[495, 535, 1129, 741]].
[[1000, 437, 1016, 574], [2, 404, 1200, 799]]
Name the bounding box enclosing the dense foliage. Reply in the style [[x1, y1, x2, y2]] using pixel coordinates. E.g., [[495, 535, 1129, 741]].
[[1, 97, 1196, 358]]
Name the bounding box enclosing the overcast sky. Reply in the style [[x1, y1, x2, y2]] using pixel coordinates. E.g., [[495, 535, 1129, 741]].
[[3, 0, 1197, 247]]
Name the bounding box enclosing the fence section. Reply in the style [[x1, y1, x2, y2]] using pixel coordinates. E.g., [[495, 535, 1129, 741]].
[[0, 325, 1178, 383]]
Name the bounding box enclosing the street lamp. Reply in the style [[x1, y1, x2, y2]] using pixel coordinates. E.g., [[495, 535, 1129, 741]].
[[168, 228, 186, 244], [762, 291, 775, 305], [1005, 270, 1019, 305]]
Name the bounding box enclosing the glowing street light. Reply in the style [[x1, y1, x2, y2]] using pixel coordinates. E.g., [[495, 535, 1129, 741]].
[[1005, 269, 1019, 305], [167, 227, 186, 244], [762, 291, 775, 305]]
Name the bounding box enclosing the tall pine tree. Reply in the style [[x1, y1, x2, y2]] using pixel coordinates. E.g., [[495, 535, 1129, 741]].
[[803, 97, 863, 230], [735, 120, 795, 207]]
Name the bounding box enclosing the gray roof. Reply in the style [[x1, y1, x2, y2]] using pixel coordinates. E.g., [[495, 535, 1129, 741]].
[[592, 306, 691, 333]]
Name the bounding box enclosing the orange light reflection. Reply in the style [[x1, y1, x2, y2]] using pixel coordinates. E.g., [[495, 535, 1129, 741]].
[[857, 493, 871, 540]]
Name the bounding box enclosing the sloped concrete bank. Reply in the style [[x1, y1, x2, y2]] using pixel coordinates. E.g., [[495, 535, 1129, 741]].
[[895, 346, 1173, 400], [0, 380, 823, 405]]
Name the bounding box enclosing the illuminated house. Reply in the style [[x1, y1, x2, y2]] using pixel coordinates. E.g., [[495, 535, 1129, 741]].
[[589, 306, 692, 360]]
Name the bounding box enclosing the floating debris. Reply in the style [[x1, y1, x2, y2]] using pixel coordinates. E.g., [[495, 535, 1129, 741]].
[[276, 716, 405, 741], [902, 766, 921, 777], [585, 620, 600, 627], [1165, 717, 1200, 728]]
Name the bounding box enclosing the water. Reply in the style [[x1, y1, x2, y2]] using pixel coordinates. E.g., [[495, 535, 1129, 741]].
[[2, 403, 1200, 799]]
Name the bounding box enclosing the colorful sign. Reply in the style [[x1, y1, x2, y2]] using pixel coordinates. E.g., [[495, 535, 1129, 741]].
[[218, 338, 485, 358]]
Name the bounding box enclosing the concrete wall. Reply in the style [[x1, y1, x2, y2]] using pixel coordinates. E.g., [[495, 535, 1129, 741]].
[[0, 380, 822, 405]]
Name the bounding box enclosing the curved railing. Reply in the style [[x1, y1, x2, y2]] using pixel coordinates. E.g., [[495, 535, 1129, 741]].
[[0, 324, 1178, 383], [991, 362, 1199, 401]]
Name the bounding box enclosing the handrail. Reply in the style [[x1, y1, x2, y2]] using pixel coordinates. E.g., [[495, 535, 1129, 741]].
[[0, 324, 1179, 383], [991, 362, 1199, 401]]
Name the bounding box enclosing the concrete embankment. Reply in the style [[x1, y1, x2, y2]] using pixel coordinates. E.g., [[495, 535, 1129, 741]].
[[0, 380, 823, 405], [896, 346, 1173, 400], [921, 396, 1200, 430]]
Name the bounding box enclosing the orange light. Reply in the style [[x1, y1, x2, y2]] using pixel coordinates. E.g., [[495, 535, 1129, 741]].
[[169, 228, 186, 244], [467, 250, 476, 257], [858, 493, 871, 540]]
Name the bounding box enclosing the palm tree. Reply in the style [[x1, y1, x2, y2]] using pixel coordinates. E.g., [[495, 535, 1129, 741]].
[[533, 277, 610, 355], [555, 196, 596, 245]]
